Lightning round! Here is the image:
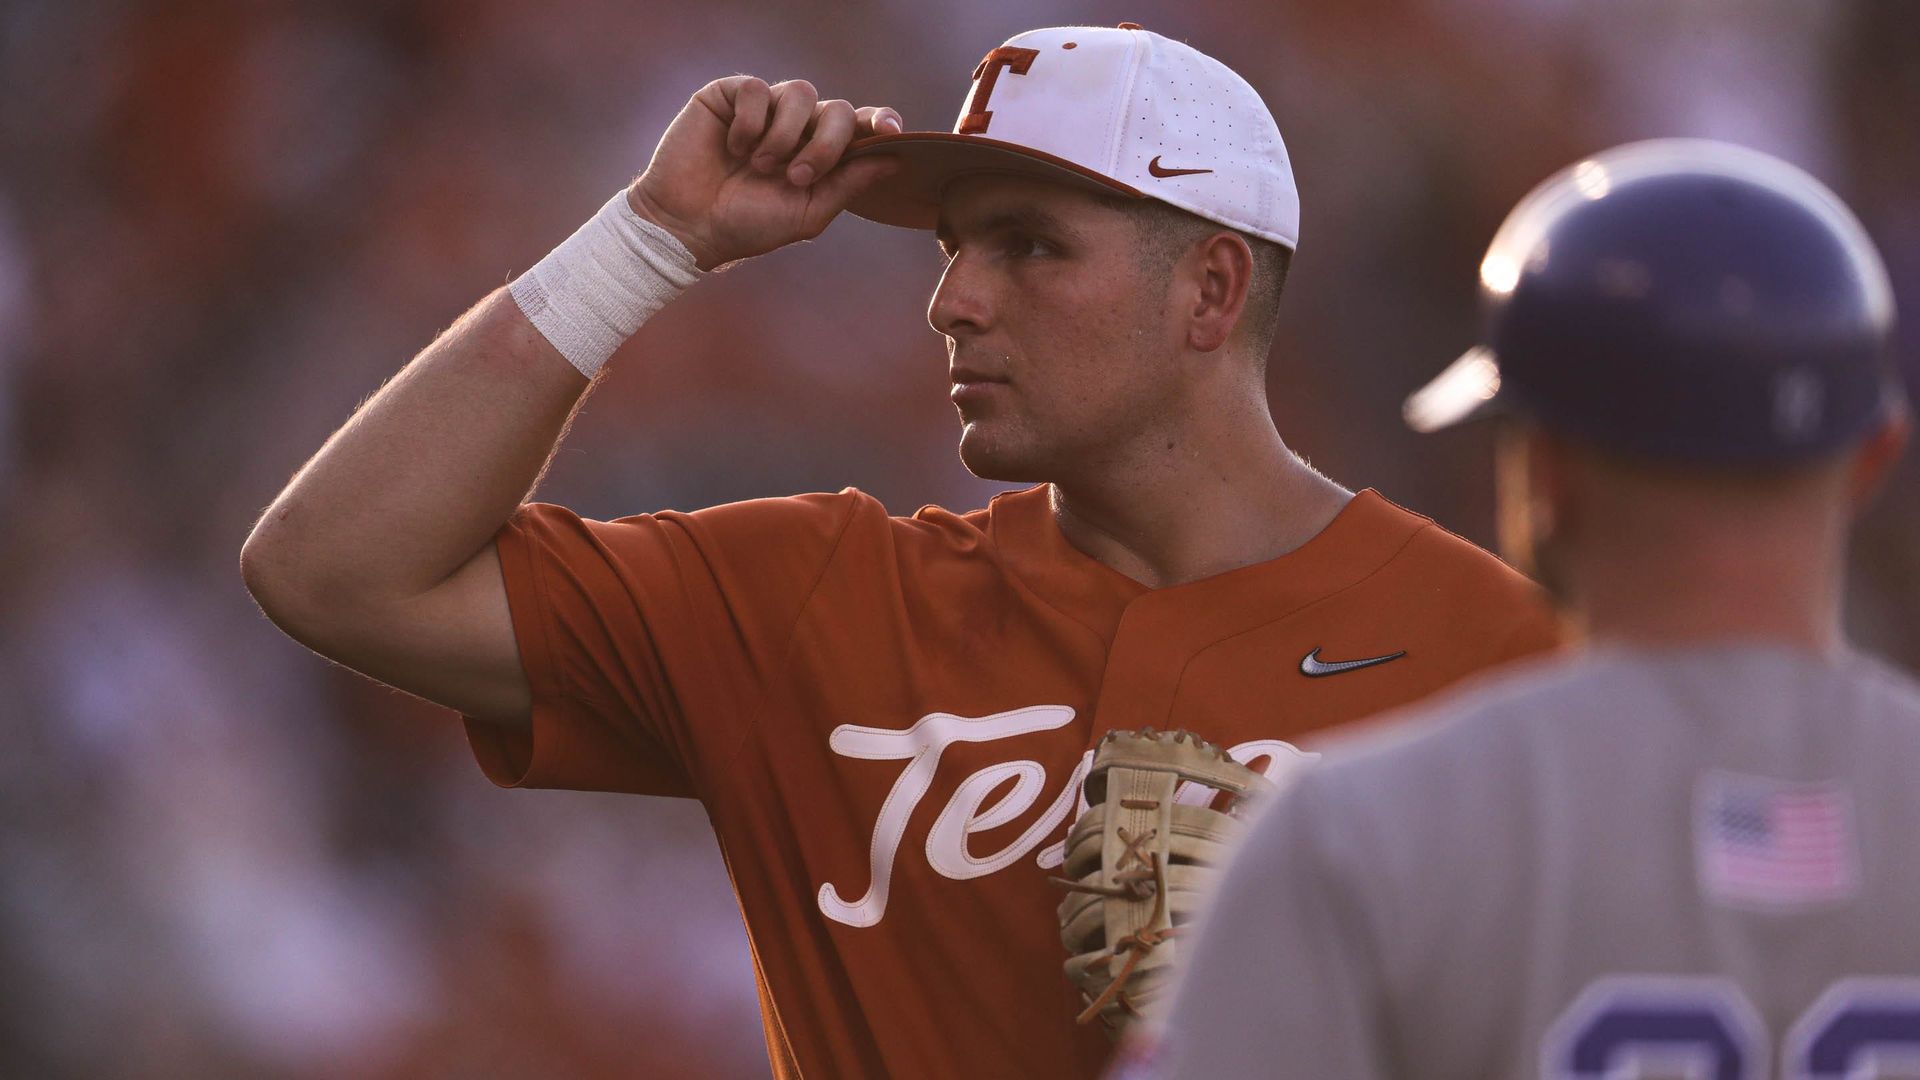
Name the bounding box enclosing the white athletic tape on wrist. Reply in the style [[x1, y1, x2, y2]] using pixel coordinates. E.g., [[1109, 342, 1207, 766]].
[[509, 190, 703, 378]]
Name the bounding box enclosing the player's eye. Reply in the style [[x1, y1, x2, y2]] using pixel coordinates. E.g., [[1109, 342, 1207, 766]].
[[1003, 231, 1053, 258]]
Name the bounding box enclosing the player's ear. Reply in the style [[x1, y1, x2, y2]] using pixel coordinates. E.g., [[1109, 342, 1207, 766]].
[[1186, 232, 1254, 354], [1845, 403, 1911, 511]]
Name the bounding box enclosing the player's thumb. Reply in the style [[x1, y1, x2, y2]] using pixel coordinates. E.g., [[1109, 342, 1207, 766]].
[[805, 157, 902, 233]]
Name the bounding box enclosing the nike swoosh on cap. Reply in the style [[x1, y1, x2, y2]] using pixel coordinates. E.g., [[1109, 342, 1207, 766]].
[[1298, 648, 1407, 678], [1147, 155, 1212, 178]]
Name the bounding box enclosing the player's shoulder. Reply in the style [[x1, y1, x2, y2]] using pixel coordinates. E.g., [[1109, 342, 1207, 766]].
[[1347, 489, 1563, 656], [1757, 645, 1920, 746], [620, 484, 1046, 572], [1366, 490, 1533, 592], [904, 483, 1038, 527], [652, 484, 1010, 538], [893, 482, 1048, 551], [617, 488, 877, 554], [1340, 489, 1544, 615]]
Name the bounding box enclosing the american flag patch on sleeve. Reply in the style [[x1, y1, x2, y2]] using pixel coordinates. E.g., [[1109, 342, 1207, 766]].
[[1695, 771, 1860, 909]]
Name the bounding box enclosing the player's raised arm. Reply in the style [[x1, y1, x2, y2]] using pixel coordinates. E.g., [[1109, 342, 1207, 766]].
[[239, 77, 901, 727]]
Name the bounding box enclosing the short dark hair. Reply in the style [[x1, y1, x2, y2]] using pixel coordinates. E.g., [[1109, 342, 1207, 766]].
[[1105, 196, 1293, 357]]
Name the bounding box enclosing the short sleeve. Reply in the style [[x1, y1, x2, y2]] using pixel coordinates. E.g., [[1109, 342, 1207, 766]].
[[465, 490, 863, 797], [1149, 776, 1391, 1079]]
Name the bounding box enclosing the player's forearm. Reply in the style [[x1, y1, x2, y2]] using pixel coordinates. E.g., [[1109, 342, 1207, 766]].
[[242, 287, 584, 624]]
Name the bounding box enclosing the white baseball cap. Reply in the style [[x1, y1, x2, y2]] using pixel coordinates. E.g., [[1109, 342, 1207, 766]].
[[845, 23, 1299, 248]]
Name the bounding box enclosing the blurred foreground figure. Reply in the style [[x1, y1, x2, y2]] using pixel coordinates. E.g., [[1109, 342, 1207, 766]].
[[1146, 139, 1920, 1079], [239, 24, 1555, 1079]]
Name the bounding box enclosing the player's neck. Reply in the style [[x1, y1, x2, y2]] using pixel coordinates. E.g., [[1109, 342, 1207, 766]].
[[1571, 532, 1846, 655], [1047, 413, 1352, 590]]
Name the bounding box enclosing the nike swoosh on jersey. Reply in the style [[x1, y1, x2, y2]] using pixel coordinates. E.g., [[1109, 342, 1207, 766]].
[[1147, 156, 1213, 178], [1299, 648, 1407, 678]]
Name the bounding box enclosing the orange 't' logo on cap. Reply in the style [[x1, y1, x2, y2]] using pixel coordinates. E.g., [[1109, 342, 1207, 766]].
[[959, 46, 1040, 135]]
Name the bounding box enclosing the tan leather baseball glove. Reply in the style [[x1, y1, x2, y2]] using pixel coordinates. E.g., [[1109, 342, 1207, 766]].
[[1053, 728, 1273, 1039]]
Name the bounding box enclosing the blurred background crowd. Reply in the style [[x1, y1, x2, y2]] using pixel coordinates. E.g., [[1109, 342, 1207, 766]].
[[1, 0, 1915, 1076]]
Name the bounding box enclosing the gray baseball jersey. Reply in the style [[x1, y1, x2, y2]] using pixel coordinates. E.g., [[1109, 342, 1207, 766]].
[[1146, 644, 1920, 1080]]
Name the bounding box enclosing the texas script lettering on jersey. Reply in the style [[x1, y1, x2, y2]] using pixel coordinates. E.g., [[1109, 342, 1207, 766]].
[[816, 706, 1315, 928]]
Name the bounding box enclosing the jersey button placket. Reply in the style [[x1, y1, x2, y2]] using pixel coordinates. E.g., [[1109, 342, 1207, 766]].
[[1088, 595, 1193, 741]]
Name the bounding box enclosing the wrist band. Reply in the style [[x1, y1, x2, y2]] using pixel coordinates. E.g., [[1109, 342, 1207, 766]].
[[509, 190, 703, 378]]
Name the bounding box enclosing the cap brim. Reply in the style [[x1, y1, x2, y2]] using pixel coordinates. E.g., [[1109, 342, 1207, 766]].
[[1402, 346, 1506, 434], [843, 132, 1145, 230]]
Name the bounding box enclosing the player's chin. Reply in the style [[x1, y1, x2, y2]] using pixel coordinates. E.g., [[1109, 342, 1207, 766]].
[[956, 421, 1046, 483]]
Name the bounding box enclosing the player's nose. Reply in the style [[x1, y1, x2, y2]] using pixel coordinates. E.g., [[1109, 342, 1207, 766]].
[[927, 253, 991, 340]]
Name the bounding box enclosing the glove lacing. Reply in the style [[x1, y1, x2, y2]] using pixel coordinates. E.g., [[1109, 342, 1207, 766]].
[[1051, 822, 1176, 1024]]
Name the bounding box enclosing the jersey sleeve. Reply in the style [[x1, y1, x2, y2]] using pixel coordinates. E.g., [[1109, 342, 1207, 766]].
[[464, 490, 863, 797], [1149, 774, 1393, 1079]]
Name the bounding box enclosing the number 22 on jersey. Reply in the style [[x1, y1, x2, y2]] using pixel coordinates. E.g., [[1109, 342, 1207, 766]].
[[1543, 976, 1920, 1079]]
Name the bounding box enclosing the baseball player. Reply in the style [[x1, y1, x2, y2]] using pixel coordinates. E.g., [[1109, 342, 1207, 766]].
[[1147, 138, 1918, 1080], [242, 24, 1556, 1079]]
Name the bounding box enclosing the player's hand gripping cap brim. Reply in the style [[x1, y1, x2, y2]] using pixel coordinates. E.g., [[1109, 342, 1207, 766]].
[[629, 76, 907, 270]]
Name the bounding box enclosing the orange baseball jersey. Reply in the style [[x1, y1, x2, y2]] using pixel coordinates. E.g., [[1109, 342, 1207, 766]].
[[463, 483, 1559, 1078]]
